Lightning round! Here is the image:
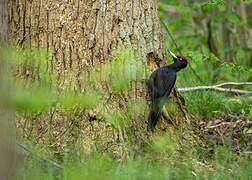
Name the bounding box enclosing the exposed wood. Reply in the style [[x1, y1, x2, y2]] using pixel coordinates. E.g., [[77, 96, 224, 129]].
[[213, 82, 252, 86]]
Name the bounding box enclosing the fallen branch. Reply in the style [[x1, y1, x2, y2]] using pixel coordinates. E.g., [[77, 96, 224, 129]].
[[16, 141, 63, 169], [215, 82, 252, 87], [178, 82, 252, 94]]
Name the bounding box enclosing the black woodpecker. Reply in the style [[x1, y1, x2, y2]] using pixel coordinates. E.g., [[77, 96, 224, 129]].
[[147, 50, 188, 132]]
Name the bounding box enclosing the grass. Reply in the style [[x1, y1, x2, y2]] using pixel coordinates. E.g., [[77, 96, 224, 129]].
[[16, 143, 252, 180], [182, 91, 227, 120]]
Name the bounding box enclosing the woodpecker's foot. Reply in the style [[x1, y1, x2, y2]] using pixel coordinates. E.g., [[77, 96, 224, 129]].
[[162, 107, 176, 127]]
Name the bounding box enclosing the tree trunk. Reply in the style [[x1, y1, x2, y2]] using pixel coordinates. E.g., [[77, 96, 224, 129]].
[[8, 0, 197, 157], [1, 1, 18, 179], [207, 17, 220, 59], [222, 0, 232, 62], [0, 0, 8, 42], [237, 0, 249, 66]]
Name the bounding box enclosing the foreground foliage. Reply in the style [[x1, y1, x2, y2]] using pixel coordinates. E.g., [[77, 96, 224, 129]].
[[18, 143, 252, 180]]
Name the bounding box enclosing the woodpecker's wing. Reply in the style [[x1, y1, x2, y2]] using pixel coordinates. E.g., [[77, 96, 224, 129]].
[[149, 67, 176, 100], [147, 68, 176, 132]]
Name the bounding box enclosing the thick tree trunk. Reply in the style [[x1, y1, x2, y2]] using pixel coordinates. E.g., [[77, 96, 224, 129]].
[[8, 0, 196, 156]]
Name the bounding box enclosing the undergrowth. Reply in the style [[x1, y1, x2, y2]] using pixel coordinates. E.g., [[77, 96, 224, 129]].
[[17, 143, 252, 180], [1, 31, 252, 180]]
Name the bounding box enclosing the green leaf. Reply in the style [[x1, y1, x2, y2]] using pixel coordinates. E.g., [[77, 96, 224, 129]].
[[216, 0, 226, 9], [244, 0, 252, 3], [10, 86, 55, 113], [202, 2, 214, 12], [206, 53, 219, 63], [243, 127, 248, 134], [177, 4, 190, 14], [237, 48, 246, 59], [249, 108, 252, 118], [202, 0, 225, 11], [193, 53, 203, 62], [227, 12, 240, 24], [212, 14, 223, 23]]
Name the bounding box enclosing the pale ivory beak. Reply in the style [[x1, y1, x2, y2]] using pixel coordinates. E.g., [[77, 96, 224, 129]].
[[168, 50, 177, 58]]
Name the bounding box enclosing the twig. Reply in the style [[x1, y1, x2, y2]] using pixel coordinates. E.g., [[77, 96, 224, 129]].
[[16, 141, 63, 169], [244, 152, 252, 154], [178, 82, 252, 94], [215, 82, 252, 87], [117, 125, 129, 160]]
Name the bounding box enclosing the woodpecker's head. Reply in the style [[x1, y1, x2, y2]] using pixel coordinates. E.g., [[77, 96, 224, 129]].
[[168, 50, 188, 69]]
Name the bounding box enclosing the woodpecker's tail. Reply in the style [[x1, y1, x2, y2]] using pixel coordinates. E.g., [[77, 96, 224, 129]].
[[147, 97, 168, 132], [147, 109, 160, 132], [147, 101, 161, 132]]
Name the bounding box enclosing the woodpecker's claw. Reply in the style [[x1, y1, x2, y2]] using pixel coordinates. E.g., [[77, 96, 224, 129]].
[[168, 50, 177, 59]]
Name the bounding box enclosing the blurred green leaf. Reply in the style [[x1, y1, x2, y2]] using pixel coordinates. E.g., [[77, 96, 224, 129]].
[[202, 0, 225, 11], [205, 53, 219, 63], [243, 127, 249, 134], [10, 86, 55, 113], [249, 109, 252, 118], [212, 14, 223, 23], [244, 0, 252, 3], [227, 12, 240, 24], [177, 4, 190, 14], [237, 48, 246, 59], [202, 2, 215, 12]]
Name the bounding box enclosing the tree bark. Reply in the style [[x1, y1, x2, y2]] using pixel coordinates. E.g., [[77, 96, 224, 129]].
[[8, 0, 196, 156]]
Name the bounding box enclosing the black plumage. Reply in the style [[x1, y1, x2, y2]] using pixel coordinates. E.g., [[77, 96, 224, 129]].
[[147, 50, 188, 132]]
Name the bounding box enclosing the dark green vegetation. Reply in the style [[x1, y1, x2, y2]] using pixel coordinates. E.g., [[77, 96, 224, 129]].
[[159, 0, 252, 120], [1, 0, 252, 179]]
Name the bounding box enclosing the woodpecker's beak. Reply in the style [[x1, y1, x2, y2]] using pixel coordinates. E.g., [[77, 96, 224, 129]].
[[168, 50, 177, 59]]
